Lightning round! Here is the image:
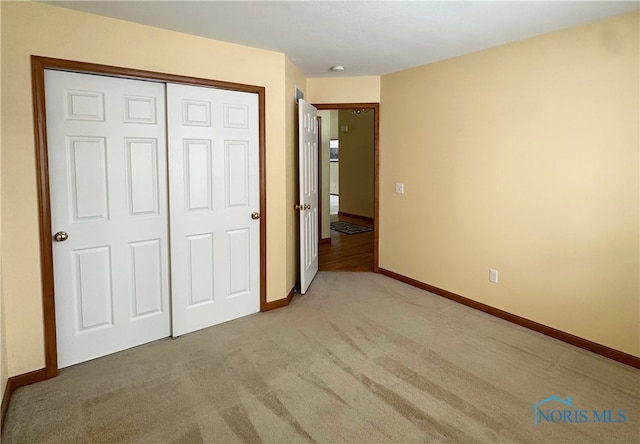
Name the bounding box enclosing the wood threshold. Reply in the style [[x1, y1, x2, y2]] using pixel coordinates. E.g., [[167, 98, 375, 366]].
[[313, 103, 379, 273], [378, 268, 640, 369], [337, 211, 374, 223], [1, 368, 49, 430], [31, 56, 268, 381], [319, 238, 331, 245], [262, 287, 295, 311]]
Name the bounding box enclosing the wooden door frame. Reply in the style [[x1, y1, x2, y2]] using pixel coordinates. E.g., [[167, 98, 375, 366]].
[[312, 103, 379, 272], [32, 56, 268, 378]]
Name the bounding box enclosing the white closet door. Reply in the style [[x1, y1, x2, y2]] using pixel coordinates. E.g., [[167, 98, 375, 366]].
[[167, 83, 260, 336], [46, 70, 170, 368]]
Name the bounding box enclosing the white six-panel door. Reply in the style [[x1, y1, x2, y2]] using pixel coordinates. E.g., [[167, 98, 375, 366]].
[[47, 71, 261, 367], [46, 70, 170, 368], [167, 83, 260, 336], [298, 99, 319, 294]]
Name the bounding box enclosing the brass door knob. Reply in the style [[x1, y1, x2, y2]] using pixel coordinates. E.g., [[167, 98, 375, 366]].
[[54, 231, 68, 242], [251, 212, 260, 220], [295, 204, 304, 211]]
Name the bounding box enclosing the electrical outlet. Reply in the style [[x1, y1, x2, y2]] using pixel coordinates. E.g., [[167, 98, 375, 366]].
[[489, 269, 498, 283], [395, 182, 404, 194]]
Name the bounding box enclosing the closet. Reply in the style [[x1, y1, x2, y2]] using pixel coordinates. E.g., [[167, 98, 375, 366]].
[[45, 70, 260, 368]]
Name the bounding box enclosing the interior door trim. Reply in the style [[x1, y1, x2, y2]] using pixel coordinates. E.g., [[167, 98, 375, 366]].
[[312, 103, 380, 273], [31, 56, 267, 377]]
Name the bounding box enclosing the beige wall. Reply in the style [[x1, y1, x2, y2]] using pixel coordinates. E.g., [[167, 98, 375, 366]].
[[1, 1, 293, 376], [0, 266, 6, 404], [284, 57, 306, 291], [0, 0, 7, 402], [338, 110, 374, 219], [307, 77, 380, 104], [329, 112, 339, 140], [380, 12, 640, 356]]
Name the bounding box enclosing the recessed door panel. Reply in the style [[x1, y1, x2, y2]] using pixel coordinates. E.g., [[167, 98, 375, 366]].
[[185, 140, 213, 212], [69, 137, 109, 221], [187, 234, 215, 306], [183, 99, 211, 126], [75, 246, 113, 331], [224, 104, 249, 129], [227, 228, 250, 297], [130, 239, 163, 318], [124, 95, 157, 124], [226, 141, 249, 207], [65, 89, 105, 121], [126, 138, 159, 216]]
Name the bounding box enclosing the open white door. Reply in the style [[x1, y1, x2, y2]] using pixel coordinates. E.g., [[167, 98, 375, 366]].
[[298, 99, 319, 294]]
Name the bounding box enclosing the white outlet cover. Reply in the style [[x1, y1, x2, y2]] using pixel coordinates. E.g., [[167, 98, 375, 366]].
[[395, 182, 404, 194], [489, 269, 498, 283]]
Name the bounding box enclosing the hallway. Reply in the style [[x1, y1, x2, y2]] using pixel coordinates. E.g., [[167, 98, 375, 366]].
[[319, 214, 374, 272]]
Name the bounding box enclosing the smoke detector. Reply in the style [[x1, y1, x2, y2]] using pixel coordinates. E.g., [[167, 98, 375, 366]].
[[330, 65, 345, 72]]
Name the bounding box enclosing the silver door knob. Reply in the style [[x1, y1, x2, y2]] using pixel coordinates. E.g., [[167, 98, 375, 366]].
[[54, 231, 68, 242], [251, 212, 260, 220]]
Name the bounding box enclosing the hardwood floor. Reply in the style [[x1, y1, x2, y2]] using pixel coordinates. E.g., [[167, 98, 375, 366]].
[[319, 214, 374, 272]]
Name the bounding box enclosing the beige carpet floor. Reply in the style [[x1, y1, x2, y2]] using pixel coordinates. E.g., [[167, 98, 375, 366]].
[[2, 272, 639, 443]]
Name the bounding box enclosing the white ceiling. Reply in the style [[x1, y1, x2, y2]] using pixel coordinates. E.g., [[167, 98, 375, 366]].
[[45, 1, 639, 77]]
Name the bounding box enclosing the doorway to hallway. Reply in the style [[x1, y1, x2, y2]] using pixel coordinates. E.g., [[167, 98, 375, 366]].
[[314, 103, 379, 272]]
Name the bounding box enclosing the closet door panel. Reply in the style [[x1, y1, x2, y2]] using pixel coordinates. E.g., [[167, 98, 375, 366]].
[[167, 83, 260, 336], [46, 70, 170, 368]]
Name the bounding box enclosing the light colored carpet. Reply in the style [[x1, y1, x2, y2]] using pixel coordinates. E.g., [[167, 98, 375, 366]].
[[3, 272, 639, 443]]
